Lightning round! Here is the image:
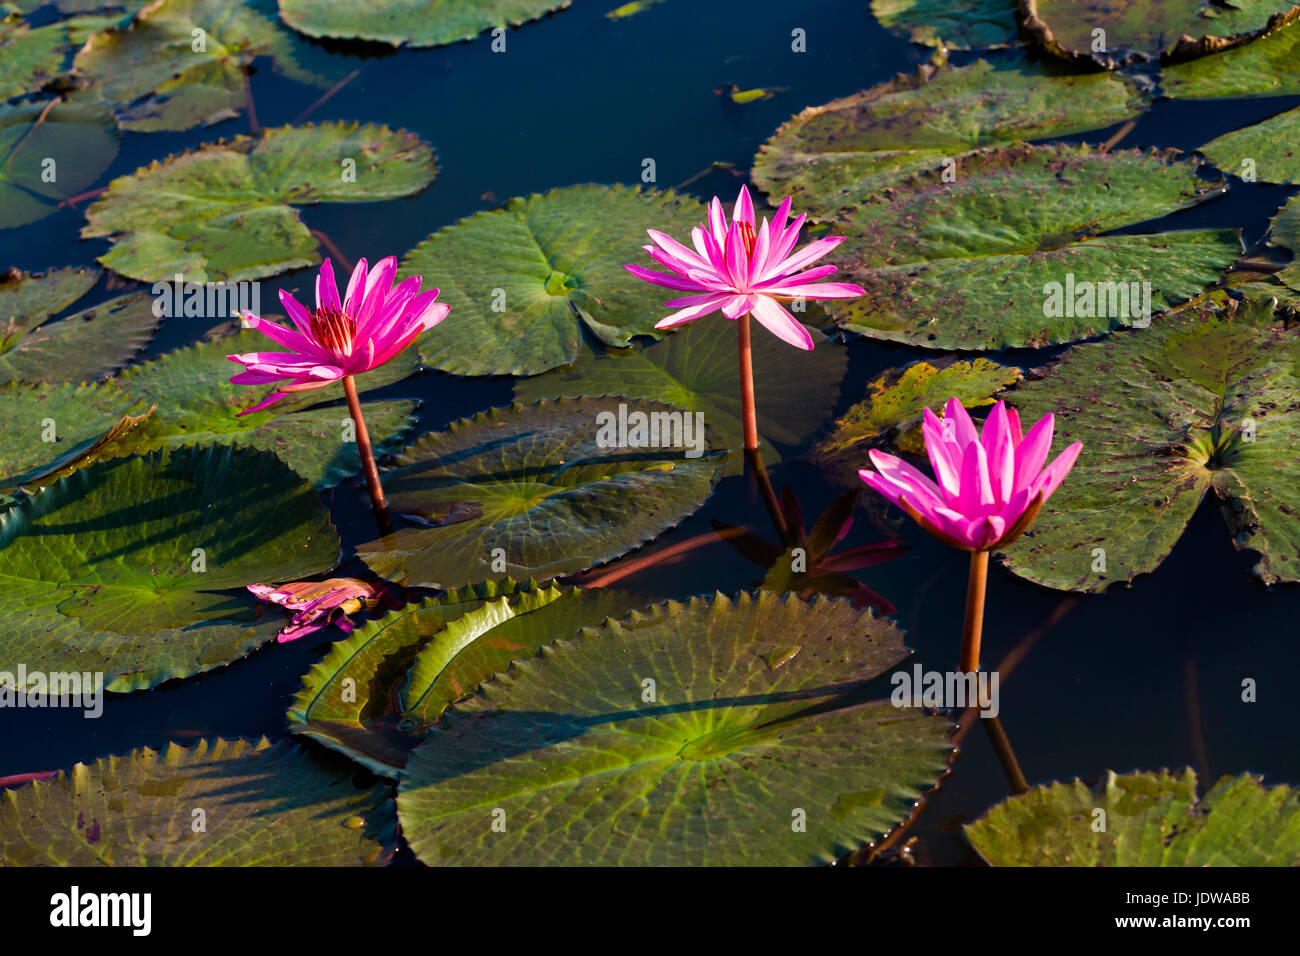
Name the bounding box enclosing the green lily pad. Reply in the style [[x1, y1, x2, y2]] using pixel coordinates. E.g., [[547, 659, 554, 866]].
[[357, 397, 725, 589], [811, 358, 1022, 486], [278, 0, 570, 49], [823, 143, 1240, 351], [82, 122, 437, 282], [1164, 19, 1300, 97], [0, 380, 141, 487], [753, 59, 1145, 220], [1197, 104, 1300, 184], [399, 185, 706, 377], [1022, 0, 1300, 67], [71, 0, 333, 133], [1000, 298, 1300, 590], [1268, 194, 1300, 289], [0, 443, 340, 692], [0, 292, 158, 385], [110, 329, 420, 489], [0, 99, 119, 230], [289, 583, 642, 776], [0, 403, 154, 497], [513, 319, 846, 475], [0, 738, 396, 866], [0, 14, 76, 100], [870, 0, 1020, 49], [966, 769, 1300, 865], [398, 591, 955, 866]]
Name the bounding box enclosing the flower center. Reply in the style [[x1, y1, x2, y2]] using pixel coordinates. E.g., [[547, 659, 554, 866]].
[[737, 221, 757, 258], [309, 307, 356, 357]]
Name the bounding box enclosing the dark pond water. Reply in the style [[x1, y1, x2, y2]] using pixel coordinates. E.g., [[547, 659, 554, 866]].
[[3, 0, 1299, 866]]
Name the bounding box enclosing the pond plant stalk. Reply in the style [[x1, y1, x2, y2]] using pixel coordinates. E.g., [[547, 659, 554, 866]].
[[342, 374, 392, 535]]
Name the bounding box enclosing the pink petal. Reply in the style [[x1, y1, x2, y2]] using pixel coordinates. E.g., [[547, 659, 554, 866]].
[[317, 258, 342, 313], [750, 295, 814, 350], [733, 185, 755, 226], [655, 293, 729, 329], [625, 264, 709, 292], [343, 257, 368, 316]]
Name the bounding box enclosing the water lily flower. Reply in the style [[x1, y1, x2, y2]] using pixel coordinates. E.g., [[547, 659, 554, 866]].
[[228, 256, 447, 532], [625, 185, 862, 452], [858, 397, 1082, 673], [229, 256, 447, 414], [859, 398, 1082, 552], [248, 577, 397, 643], [626, 185, 862, 351]]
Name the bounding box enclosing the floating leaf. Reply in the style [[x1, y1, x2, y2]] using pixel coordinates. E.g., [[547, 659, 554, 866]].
[[606, 0, 664, 20], [0, 99, 119, 230], [871, 0, 1019, 49], [0, 738, 396, 865], [0, 444, 340, 692], [398, 591, 955, 866], [823, 144, 1240, 351], [1164, 19, 1300, 97], [0, 403, 154, 495], [109, 329, 420, 489], [811, 358, 1021, 485], [753, 60, 1145, 221], [0, 380, 140, 487], [513, 319, 846, 474], [1198, 104, 1300, 184], [966, 769, 1300, 865], [278, 0, 570, 48], [1268, 194, 1300, 289], [0, 293, 157, 385], [82, 122, 437, 282], [357, 397, 725, 588], [1000, 298, 1300, 590], [399, 185, 706, 377], [0, 14, 76, 100], [1022, 0, 1300, 67], [71, 0, 333, 133], [288, 580, 551, 775]]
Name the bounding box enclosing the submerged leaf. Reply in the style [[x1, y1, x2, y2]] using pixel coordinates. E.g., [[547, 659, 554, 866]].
[[870, 0, 1020, 49], [277, 0, 570, 48]]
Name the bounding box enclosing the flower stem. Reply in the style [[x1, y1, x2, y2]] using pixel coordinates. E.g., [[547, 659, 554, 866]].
[[960, 549, 989, 673], [342, 375, 392, 536], [980, 714, 1030, 795], [737, 313, 759, 452]]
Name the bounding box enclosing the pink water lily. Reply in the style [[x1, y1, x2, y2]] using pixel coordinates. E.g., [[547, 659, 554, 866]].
[[248, 577, 396, 643], [859, 398, 1083, 553], [625, 185, 863, 351], [229, 256, 447, 416]]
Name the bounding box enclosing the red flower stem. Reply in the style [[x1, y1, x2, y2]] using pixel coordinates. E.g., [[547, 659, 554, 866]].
[[342, 375, 392, 536], [743, 448, 790, 546], [737, 313, 759, 452], [572, 526, 746, 589], [960, 549, 989, 673], [293, 68, 362, 124]]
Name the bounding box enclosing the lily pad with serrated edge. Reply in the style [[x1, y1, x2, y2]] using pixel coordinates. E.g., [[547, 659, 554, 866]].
[[0, 380, 143, 487], [1021, 0, 1300, 67], [71, 0, 335, 133], [82, 122, 436, 283], [0, 292, 158, 385], [999, 297, 1300, 591], [0, 443, 340, 693], [108, 329, 421, 489], [289, 583, 643, 775], [870, 0, 1020, 49], [752, 59, 1146, 220], [513, 318, 846, 475], [1164, 19, 1300, 98], [966, 769, 1300, 865], [397, 590, 955, 866], [399, 185, 706, 377], [823, 143, 1240, 351], [278, 0, 570, 48], [0, 15, 77, 101], [357, 396, 725, 589], [0, 99, 119, 230], [1268, 195, 1300, 290], [1197, 104, 1300, 184], [811, 358, 1022, 486], [0, 403, 154, 499], [0, 737, 396, 865]]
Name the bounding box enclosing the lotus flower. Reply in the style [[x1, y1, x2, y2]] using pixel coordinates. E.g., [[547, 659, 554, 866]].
[[859, 398, 1082, 552], [228, 256, 448, 415], [624, 185, 863, 350], [248, 577, 397, 643]]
